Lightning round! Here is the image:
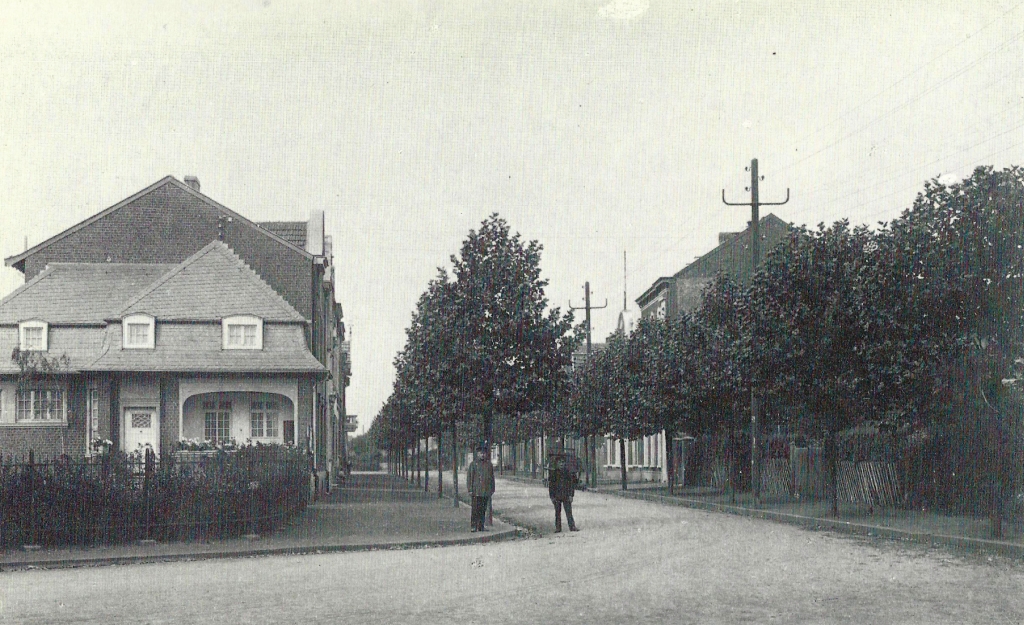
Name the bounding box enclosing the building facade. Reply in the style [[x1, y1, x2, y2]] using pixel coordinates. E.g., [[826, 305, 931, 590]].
[[2, 176, 349, 487]]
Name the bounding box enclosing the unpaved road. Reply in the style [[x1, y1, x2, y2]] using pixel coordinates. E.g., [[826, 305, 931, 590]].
[[3, 477, 1023, 624]]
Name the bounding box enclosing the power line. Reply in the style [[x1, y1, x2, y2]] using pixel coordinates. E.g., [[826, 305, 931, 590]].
[[777, 2, 1024, 175], [778, 27, 1024, 178]]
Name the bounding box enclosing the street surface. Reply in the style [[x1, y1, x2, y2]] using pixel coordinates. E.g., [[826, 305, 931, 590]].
[[3, 476, 1024, 624]]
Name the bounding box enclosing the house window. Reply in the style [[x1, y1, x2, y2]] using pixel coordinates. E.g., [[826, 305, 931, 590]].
[[203, 400, 232, 443], [222, 316, 263, 350], [122, 314, 155, 349], [250, 400, 280, 438], [19, 321, 48, 351], [16, 386, 66, 421]]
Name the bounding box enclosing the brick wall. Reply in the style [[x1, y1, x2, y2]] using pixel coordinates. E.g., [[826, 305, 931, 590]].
[[297, 377, 313, 453], [21, 182, 314, 320], [0, 380, 87, 462], [160, 376, 180, 456]]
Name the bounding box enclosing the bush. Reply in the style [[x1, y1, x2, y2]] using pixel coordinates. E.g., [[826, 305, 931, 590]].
[[0, 444, 309, 547]]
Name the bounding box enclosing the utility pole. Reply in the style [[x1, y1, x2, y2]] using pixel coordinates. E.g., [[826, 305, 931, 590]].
[[722, 158, 789, 501], [570, 282, 608, 489]]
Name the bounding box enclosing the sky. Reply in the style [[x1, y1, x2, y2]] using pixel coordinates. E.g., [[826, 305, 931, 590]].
[[2, 1, 1022, 435]]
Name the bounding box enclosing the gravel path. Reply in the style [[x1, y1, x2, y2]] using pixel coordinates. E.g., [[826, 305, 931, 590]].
[[3, 477, 1023, 624]]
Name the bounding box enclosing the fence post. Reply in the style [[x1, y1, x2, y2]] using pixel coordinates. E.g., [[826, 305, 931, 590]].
[[144, 448, 155, 540], [248, 450, 257, 538], [28, 450, 37, 548]]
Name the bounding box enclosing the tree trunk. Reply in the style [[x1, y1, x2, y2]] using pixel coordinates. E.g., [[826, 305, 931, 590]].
[[416, 437, 422, 487], [452, 420, 460, 508], [727, 430, 736, 504], [532, 432, 540, 477], [424, 437, 430, 492], [437, 431, 443, 498], [989, 406, 1004, 538], [619, 437, 628, 491], [665, 429, 674, 495], [511, 440, 517, 476]]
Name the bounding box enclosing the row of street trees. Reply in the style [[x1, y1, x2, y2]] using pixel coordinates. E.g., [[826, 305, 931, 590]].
[[375, 167, 1023, 531], [371, 215, 578, 505]]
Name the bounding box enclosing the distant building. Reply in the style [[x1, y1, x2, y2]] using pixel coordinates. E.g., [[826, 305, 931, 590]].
[[602, 213, 794, 484], [637, 213, 792, 319]]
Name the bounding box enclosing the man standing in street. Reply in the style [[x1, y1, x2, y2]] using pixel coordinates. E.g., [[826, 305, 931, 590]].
[[467, 444, 495, 532], [547, 445, 580, 533]]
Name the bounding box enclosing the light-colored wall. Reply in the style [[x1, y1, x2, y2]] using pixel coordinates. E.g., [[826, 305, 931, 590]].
[[181, 391, 295, 443], [178, 376, 299, 444]]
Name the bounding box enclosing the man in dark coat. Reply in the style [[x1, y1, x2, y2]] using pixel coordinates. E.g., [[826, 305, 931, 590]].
[[466, 444, 495, 532], [547, 448, 580, 532]]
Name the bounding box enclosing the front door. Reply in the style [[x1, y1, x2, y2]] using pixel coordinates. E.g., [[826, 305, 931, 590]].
[[123, 408, 159, 455]]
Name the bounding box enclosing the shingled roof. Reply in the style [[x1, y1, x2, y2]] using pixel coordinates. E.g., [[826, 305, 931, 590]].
[[0, 263, 175, 324], [259, 221, 307, 250], [119, 241, 305, 322], [86, 323, 325, 374]]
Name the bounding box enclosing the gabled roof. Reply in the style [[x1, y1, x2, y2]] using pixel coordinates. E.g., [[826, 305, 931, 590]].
[[0, 263, 175, 324], [4, 176, 313, 270], [119, 241, 305, 322], [636, 277, 675, 308], [674, 213, 792, 286], [259, 221, 308, 250]]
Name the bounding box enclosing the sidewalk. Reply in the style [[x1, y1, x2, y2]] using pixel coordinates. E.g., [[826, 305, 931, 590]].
[[0, 472, 522, 571], [497, 471, 1024, 557]]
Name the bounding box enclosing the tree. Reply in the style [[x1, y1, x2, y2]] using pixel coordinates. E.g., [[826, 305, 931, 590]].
[[751, 221, 876, 515], [876, 166, 1024, 533], [447, 214, 577, 444]]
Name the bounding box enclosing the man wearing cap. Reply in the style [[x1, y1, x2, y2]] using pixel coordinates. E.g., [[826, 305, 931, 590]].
[[466, 444, 495, 532]]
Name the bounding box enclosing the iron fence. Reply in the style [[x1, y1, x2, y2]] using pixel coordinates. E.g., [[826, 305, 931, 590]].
[[0, 447, 310, 548]]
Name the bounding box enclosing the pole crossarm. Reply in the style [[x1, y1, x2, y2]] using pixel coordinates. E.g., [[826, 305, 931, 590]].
[[721, 187, 790, 207], [720, 158, 790, 502]]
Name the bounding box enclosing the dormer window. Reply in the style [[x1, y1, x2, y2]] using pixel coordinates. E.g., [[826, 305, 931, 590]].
[[123, 314, 155, 349], [19, 320, 48, 351], [223, 316, 263, 350]]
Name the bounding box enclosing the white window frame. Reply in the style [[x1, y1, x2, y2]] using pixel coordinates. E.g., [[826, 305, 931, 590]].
[[122, 314, 155, 349], [203, 399, 232, 443], [222, 315, 263, 350], [19, 320, 48, 352], [16, 385, 67, 422], [249, 398, 280, 439]]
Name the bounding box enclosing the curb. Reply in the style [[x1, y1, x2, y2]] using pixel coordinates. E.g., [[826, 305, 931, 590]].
[[498, 475, 1024, 558], [0, 528, 525, 572]]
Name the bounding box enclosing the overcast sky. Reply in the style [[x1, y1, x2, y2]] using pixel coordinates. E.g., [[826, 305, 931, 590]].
[[2, 1, 1022, 435]]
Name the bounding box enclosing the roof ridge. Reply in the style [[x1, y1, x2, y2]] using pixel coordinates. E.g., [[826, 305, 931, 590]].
[[5, 176, 315, 269], [4, 176, 177, 268], [171, 180, 313, 258], [213, 243, 306, 321], [117, 241, 222, 315], [118, 241, 305, 321]]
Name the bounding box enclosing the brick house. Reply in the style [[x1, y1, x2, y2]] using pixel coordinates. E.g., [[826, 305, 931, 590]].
[[0, 241, 326, 460], [2, 176, 348, 486], [637, 213, 792, 319]]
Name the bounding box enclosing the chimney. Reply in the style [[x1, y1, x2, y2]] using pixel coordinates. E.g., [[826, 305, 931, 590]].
[[306, 209, 325, 256], [183, 176, 201, 192]]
